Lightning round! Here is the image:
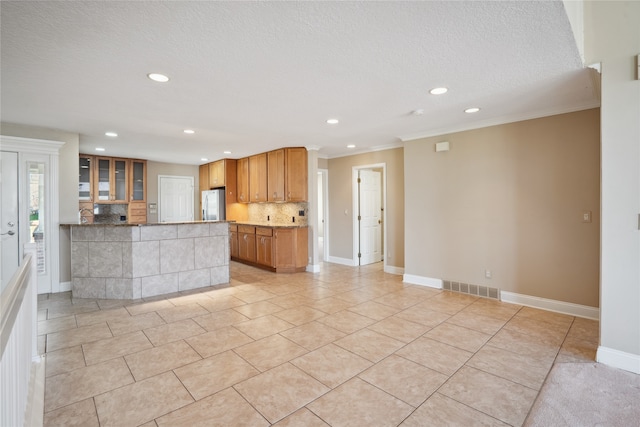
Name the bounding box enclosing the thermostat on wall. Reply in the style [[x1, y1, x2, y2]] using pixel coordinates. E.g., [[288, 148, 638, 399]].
[[435, 141, 450, 152]]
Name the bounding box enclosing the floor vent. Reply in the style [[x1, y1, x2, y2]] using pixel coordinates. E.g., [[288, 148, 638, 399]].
[[442, 280, 500, 300]]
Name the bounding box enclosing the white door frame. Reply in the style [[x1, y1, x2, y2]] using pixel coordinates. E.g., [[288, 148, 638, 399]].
[[1, 135, 64, 294], [352, 163, 386, 269], [318, 168, 329, 262], [157, 175, 194, 222]]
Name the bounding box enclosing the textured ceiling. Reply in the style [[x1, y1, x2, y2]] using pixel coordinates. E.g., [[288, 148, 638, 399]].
[[0, 1, 598, 163]]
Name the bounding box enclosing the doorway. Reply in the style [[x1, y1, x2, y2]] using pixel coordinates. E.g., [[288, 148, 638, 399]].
[[1, 135, 63, 294], [158, 175, 194, 222], [1, 151, 19, 292], [352, 164, 385, 267], [318, 169, 328, 262]]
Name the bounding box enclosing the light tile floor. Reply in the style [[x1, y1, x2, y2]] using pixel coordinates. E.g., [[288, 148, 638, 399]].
[[39, 262, 598, 426]]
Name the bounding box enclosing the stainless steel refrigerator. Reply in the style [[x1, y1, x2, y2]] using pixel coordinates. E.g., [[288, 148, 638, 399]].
[[202, 189, 225, 221]]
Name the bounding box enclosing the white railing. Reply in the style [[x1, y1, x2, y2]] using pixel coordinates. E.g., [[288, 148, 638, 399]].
[[1, 244, 41, 427]]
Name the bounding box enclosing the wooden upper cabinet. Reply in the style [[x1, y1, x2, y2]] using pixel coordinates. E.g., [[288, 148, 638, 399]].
[[199, 164, 209, 192], [236, 157, 249, 203], [224, 159, 237, 203], [208, 160, 225, 188], [285, 147, 308, 202], [79, 154, 94, 201], [249, 153, 267, 202], [129, 159, 146, 202], [267, 149, 285, 202], [94, 157, 129, 203]]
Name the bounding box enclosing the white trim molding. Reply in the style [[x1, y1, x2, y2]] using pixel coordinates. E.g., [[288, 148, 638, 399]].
[[58, 281, 71, 292], [326, 256, 357, 267], [597, 346, 640, 375], [306, 264, 320, 273], [384, 265, 404, 275], [402, 274, 443, 289], [500, 291, 599, 320]]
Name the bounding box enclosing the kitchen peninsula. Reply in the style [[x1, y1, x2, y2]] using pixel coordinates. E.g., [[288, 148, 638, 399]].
[[65, 221, 229, 299]]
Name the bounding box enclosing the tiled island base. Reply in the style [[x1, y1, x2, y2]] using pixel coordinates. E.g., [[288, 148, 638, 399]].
[[69, 222, 230, 299]]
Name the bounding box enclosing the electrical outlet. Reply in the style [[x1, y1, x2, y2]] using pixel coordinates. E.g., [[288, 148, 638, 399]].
[[485, 270, 492, 279], [583, 211, 592, 223]]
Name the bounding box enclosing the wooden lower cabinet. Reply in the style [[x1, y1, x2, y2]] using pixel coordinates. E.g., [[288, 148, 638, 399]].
[[237, 225, 256, 263], [230, 224, 307, 273], [229, 225, 239, 259]]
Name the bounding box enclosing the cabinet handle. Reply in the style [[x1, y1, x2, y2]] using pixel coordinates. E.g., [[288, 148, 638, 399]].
[[244, 234, 247, 241], [287, 192, 291, 199]]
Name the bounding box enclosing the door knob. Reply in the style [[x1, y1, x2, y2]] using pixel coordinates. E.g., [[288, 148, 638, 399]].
[[1, 230, 15, 236]]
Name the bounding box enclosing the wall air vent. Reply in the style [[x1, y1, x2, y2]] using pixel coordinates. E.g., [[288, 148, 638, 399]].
[[442, 280, 500, 301]]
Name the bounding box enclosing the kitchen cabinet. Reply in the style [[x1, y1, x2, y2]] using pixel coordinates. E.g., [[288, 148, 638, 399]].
[[285, 147, 308, 202], [79, 154, 94, 201], [128, 159, 147, 223], [229, 224, 239, 259], [95, 157, 129, 203], [267, 149, 285, 202], [208, 160, 225, 188], [237, 157, 249, 203], [199, 164, 209, 192], [256, 227, 275, 267], [237, 225, 256, 262], [249, 153, 267, 202], [230, 225, 308, 273], [223, 159, 237, 204]]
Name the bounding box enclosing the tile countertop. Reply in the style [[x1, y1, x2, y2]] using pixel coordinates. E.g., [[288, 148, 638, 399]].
[[59, 220, 232, 227], [231, 221, 308, 229]]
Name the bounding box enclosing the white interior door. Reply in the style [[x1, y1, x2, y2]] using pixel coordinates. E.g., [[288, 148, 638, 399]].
[[358, 169, 381, 265], [159, 175, 194, 222], [1, 151, 19, 292]]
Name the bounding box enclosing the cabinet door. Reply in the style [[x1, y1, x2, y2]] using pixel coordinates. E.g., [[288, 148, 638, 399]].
[[224, 159, 237, 203], [285, 148, 308, 202], [236, 157, 249, 203], [95, 157, 112, 202], [256, 235, 274, 267], [209, 160, 225, 188], [199, 164, 210, 192], [113, 158, 129, 202], [79, 155, 94, 201], [130, 160, 146, 202], [238, 232, 256, 262], [230, 230, 239, 259], [249, 153, 267, 202], [274, 228, 295, 269], [268, 149, 285, 202]]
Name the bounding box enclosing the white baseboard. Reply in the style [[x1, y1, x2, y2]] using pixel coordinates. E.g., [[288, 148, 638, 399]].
[[384, 265, 404, 275], [500, 291, 599, 320], [402, 274, 443, 289], [327, 256, 357, 267], [597, 346, 640, 374], [306, 264, 321, 273]]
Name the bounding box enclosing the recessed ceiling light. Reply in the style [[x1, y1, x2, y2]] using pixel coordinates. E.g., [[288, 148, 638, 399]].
[[327, 118, 339, 124], [184, 129, 195, 134], [430, 87, 448, 95], [147, 73, 169, 83], [412, 109, 425, 116], [105, 132, 118, 137], [464, 107, 481, 113], [223, 151, 232, 154], [347, 144, 356, 148], [200, 158, 208, 162], [95, 147, 106, 152]]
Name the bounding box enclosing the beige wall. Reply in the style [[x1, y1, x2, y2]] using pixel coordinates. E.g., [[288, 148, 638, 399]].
[[1, 122, 79, 283], [327, 148, 404, 269], [146, 161, 200, 223], [318, 157, 328, 169], [404, 109, 600, 307]]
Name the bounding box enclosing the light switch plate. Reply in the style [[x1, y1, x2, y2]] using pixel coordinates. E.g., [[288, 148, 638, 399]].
[[583, 211, 592, 223]]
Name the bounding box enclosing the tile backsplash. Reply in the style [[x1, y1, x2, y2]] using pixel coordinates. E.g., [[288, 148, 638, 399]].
[[93, 204, 128, 224], [247, 202, 308, 225]]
